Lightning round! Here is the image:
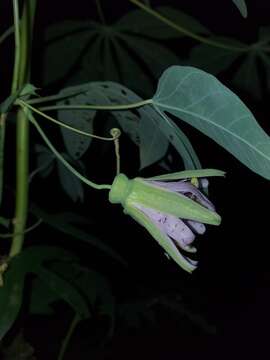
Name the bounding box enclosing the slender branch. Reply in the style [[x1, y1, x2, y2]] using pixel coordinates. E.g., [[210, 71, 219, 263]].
[[18, 100, 120, 141], [128, 0, 250, 52], [94, 0, 106, 25], [0, 219, 42, 239], [58, 314, 80, 360], [0, 25, 14, 45], [27, 92, 86, 105], [27, 111, 111, 190], [38, 99, 153, 112]]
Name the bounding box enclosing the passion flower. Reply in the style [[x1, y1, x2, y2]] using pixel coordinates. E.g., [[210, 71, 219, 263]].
[[109, 169, 224, 273]]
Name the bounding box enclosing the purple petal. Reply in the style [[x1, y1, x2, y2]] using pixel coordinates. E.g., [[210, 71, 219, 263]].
[[187, 220, 206, 235], [200, 178, 209, 190], [147, 180, 215, 211], [134, 204, 198, 266], [135, 205, 196, 252], [164, 214, 195, 245]]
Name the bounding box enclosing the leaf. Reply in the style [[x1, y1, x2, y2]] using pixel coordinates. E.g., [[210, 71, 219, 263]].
[[259, 26, 270, 43], [118, 301, 156, 329], [0, 216, 10, 228], [0, 115, 5, 207], [29, 278, 56, 315], [57, 153, 84, 202], [260, 52, 270, 93], [111, 37, 154, 95], [35, 145, 84, 201], [30, 262, 114, 336], [152, 66, 270, 180], [188, 34, 270, 99], [52, 263, 114, 321], [0, 83, 35, 114], [232, 52, 262, 99], [43, 20, 98, 85], [0, 246, 77, 340], [0, 261, 25, 341], [231, 0, 248, 18], [117, 33, 180, 79], [188, 36, 243, 75], [29, 252, 106, 316], [36, 267, 89, 319], [153, 108, 201, 169], [43, 8, 187, 96], [159, 297, 216, 334], [58, 82, 169, 169], [115, 6, 209, 39], [1, 331, 36, 360], [58, 80, 202, 170], [230, 27, 270, 99], [58, 93, 97, 160], [35, 144, 55, 178], [18, 83, 39, 100], [30, 204, 128, 266], [95, 82, 169, 169]]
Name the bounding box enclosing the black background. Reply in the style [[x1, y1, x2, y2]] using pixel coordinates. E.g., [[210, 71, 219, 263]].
[[1, 1, 270, 359]]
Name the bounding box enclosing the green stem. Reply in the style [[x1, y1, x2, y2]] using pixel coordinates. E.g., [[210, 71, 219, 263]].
[[10, 0, 37, 258], [94, 0, 106, 25], [27, 111, 111, 190], [18, 0, 37, 86], [38, 99, 153, 112], [58, 314, 80, 360], [11, 0, 21, 94], [9, 109, 29, 257], [128, 0, 249, 52]]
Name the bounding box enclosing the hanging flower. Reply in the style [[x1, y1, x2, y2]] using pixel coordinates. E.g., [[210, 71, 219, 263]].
[[109, 169, 224, 273]]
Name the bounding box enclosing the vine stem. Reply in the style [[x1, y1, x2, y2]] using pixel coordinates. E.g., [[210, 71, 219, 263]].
[[26, 110, 111, 191], [38, 99, 153, 112], [57, 314, 80, 360], [0, 25, 14, 46], [18, 99, 120, 141], [110, 128, 121, 175], [0, 219, 42, 239], [9, 108, 29, 257], [128, 0, 250, 52], [10, 0, 37, 258]]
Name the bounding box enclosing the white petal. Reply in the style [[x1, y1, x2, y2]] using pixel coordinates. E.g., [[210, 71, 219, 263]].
[[164, 214, 195, 247], [187, 220, 206, 235]]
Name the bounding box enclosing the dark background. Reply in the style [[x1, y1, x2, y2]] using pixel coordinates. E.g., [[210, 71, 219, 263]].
[[1, 1, 270, 359]]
